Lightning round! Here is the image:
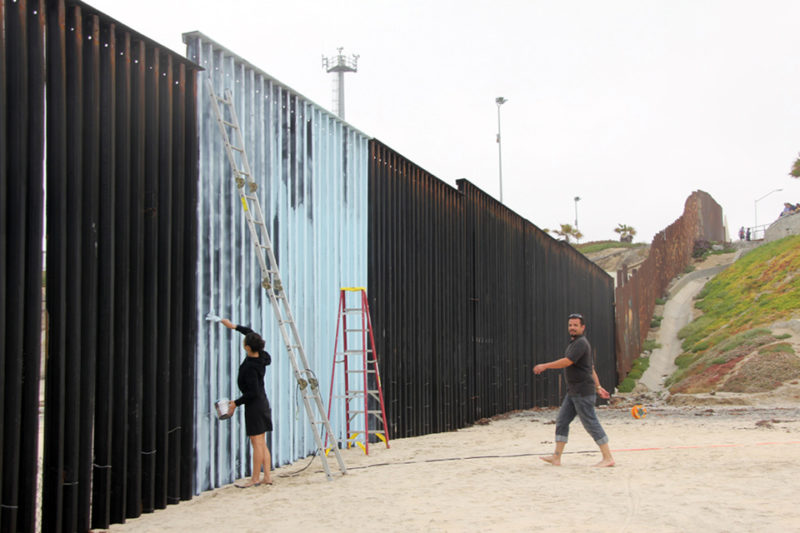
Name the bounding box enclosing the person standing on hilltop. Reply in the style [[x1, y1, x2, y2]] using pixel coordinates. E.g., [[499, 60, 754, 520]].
[[533, 313, 615, 467]]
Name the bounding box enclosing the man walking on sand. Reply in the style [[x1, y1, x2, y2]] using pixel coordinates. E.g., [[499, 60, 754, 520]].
[[533, 313, 615, 467]]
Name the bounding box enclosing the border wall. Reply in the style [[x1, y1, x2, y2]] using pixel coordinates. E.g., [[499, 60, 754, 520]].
[[1, 1, 201, 531], [1, 2, 46, 531], [368, 141, 617, 438], [615, 190, 724, 380], [184, 32, 370, 493], [3, 5, 626, 529]]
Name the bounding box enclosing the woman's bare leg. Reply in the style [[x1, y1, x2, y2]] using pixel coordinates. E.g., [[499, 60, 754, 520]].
[[248, 434, 263, 485], [262, 435, 272, 484]]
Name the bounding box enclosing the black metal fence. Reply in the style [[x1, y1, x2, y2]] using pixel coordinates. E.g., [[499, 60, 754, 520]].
[[368, 140, 616, 439], [1, 1, 201, 531], [1, 2, 46, 532]]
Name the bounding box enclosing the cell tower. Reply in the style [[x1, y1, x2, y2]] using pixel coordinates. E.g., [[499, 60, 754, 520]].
[[322, 47, 359, 119]]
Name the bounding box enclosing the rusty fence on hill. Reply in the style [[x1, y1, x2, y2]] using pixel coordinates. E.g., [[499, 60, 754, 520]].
[[614, 190, 724, 380]]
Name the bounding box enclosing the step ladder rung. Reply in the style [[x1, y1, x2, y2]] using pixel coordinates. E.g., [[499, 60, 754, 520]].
[[346, 369, 376, 373]]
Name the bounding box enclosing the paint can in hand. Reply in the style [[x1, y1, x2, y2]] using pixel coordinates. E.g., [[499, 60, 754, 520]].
[[215, 398, 232, 420]]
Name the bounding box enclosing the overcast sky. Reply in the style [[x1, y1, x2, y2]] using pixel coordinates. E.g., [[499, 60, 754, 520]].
[[88, 0, 800, 243]]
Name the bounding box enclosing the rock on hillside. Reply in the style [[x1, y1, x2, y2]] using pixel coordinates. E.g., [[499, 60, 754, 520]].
[[584, 245, 649, 273]]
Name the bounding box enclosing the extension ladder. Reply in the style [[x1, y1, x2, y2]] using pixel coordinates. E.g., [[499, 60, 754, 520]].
[[327, 288, 390, 455], [207, 79, 347, 480]]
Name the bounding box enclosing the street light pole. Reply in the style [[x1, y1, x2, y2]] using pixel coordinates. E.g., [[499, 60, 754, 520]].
[[754, 188, 783, 229], [495, 97, 508, 203], [574, 196, 581, 229]]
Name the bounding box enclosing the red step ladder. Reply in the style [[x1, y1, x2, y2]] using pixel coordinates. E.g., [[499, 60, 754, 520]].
[[327, 288, 390, 454]]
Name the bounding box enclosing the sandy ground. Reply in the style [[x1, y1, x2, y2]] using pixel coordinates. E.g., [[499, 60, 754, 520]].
[[105, 248, 800, 533], [106, 403, 800, 533]]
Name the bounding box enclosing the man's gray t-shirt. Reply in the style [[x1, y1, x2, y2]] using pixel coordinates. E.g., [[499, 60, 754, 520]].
[[564, 335, 595, 396]]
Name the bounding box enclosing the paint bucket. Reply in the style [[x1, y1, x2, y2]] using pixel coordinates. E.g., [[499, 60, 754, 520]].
[[215, 398, 232, 420]]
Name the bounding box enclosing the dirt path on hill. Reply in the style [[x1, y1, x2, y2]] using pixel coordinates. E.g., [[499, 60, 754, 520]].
[[639, 255, 737, 391]]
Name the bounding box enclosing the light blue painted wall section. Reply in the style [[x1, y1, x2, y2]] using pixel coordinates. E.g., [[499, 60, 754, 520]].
[[185, 32, 369, 493]]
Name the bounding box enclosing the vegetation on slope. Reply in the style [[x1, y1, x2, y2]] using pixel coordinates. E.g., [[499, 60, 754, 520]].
[[576, 240, 646, 254], [667, 235, 800, 393]]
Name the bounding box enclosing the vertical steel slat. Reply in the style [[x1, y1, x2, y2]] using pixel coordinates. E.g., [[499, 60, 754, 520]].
[[77, 12, 100, 533], [140, 44, 159, 514], [91, 20, 120, 530], [42, 0, 67, 529], [154, 51, 173, 511], [180, 64, 198, 502], [0, 2, 23, 528], [0, 0, 7, 520], [60, 6, 84, 531], [18, 2, 44, 532], [2, 1, 27, 528], [168, 61, 186, 506], [122, 37, 146, 523]]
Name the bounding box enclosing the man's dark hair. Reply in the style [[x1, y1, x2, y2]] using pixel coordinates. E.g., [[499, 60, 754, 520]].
[[244, 331, 266, 353], [568, 313, 585, 326]]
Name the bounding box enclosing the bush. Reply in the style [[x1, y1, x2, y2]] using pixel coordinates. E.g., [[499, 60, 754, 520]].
[[650, 315, 663, 328], [642, 339, 662, 352], [655, 297, 666, 305], [674, 353, 695, 369], [693, 239, 712, 259], [618, 377, 636, 393], [759, 342, 795, 355]]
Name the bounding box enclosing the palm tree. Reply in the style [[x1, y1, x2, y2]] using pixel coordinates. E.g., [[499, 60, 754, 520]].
[[554, 223, 581, 243], [614, 224, 636, 243]]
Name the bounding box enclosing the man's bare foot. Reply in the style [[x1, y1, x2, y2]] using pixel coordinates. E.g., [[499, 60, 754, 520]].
[[261, 476, 273, 485], [593, 458, 615, 467], [540, 455, 561, 466]]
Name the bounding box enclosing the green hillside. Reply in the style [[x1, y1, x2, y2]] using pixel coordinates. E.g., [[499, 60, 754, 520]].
[[667, 235, 800, 393]]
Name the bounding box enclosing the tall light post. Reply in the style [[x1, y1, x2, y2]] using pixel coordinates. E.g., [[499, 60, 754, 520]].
[[754, 188, 782, 229], [495, 97, 508, 203], [322, 47, 359, 119], [574, 196, 581, 229]]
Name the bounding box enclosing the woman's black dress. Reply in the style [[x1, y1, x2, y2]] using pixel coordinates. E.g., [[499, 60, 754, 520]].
[[233, 325, 273, 435]]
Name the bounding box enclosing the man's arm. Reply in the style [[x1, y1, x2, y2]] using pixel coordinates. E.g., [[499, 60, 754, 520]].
[[533, 357, 572, 375], [220, 318, 236, 330], [592, 368, 610, 399]]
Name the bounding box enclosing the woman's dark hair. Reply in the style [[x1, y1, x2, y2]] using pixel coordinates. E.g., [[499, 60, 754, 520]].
[[244, 331, 265, 353]]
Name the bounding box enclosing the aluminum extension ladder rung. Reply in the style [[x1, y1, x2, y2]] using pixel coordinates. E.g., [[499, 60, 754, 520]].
[[207, 78, 346, 480], [326, 288, 390, 455]]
